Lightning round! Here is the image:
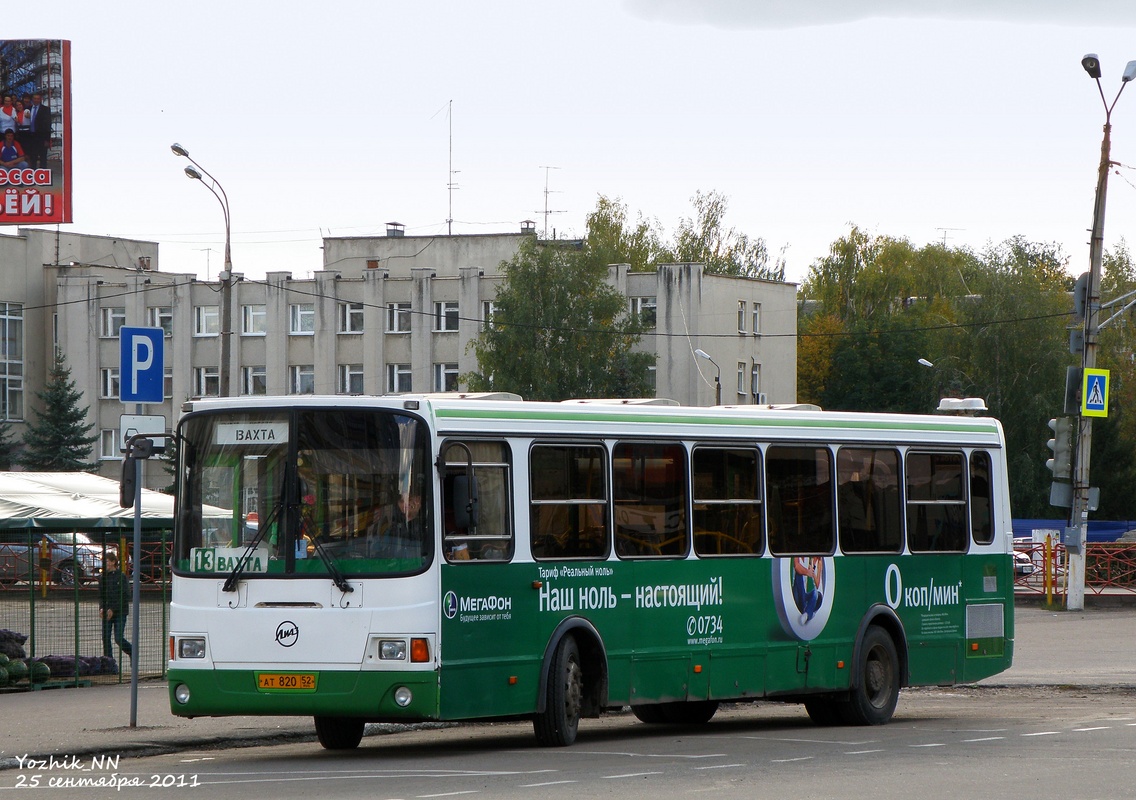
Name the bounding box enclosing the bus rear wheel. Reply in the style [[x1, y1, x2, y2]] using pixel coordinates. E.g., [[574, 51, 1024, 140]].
[[533, 635, 583, 746], [842, 627, 899, 726], [632, 700, 718, 725], [314, 716, 365, 750]]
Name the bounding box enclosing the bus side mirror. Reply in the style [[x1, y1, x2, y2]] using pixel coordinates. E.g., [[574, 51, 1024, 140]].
[[452, 475, 480, 530]]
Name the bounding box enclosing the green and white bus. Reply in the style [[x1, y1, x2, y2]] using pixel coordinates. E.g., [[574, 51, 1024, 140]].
[[167, 394, 1014, 749]]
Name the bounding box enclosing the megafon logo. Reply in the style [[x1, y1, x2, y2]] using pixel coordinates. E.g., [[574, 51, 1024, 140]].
[[275, 621, 299, 647], [772, 557, 836, 641], [443, 591, 458, 620]]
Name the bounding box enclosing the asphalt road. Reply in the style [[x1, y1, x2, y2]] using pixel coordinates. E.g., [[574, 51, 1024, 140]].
[[47, 686, 1135, 800]]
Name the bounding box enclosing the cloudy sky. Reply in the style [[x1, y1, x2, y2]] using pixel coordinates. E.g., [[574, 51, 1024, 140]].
[[11, 1, 1136, 285]]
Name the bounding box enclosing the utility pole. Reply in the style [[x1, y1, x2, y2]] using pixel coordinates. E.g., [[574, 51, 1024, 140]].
[[1066, 55, 1136, 610]]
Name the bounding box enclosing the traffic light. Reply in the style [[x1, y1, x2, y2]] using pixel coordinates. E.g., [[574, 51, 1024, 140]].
[[1046, 417, 1074, 480]]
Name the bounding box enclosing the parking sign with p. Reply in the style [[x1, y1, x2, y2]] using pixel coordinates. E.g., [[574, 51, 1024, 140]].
[[119, 326, 164, 404]]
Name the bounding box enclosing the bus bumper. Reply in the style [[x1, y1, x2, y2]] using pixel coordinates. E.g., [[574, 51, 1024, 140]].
[[168, 667, 440, 720]]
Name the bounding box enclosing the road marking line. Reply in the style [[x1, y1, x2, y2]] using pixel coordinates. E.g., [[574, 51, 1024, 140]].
[[962, 737, 1005, 742], [417, 793, 480, 798], [519, 781, 577, 787], [845, 750, 885, 755], [771, 757, 814, 763], [693, 764, 744, 770], [1073, 726, 1111, 732], [603, 772, 663, 779], [1022, 731, 1059, 737], [910, 743, 945, 748]]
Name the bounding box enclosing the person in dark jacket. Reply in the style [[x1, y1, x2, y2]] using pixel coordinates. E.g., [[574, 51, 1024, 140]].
[[99, 554, 132, 660]]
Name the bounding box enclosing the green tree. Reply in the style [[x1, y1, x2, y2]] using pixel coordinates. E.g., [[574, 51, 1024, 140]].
[[0, 419, 17, 469], [467, 238, 655, 401], [585, 195, 667, 273], [19, 352, 99, 472], [672, 190, 783, 280]]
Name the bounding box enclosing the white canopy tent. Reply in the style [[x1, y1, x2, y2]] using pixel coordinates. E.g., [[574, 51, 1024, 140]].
[[0, 472, 174, 530]]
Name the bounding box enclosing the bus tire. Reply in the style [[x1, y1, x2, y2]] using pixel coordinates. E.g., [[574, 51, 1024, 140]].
[[842, 627, 899, 726], [314, 716, 365, 750], [663, 700, 718, 724], [533, 635, 583, 746], [631, 704, 670, 724], [804, 696, 846, 726]]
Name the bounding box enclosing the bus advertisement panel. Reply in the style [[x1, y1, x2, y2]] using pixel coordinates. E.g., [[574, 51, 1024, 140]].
[[0, 40, 71, 225]]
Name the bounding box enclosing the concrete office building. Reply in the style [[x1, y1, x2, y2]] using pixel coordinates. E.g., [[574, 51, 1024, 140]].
[[5, 225, 797, 487]]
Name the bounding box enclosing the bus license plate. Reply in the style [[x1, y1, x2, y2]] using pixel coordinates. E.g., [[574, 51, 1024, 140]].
[[256, 672, 318, 692]]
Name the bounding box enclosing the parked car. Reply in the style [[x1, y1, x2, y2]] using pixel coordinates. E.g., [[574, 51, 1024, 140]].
[[0, 531, 112, 586], [1013, 549, 1036, 576]]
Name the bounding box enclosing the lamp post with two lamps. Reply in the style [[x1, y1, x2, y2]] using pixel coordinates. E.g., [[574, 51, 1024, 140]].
[[171, 143, 234, 397], [1064, 55, 1136, 610], [694, 348, 721, 406]]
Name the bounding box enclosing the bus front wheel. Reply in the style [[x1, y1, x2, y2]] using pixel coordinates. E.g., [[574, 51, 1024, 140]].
[[843, 627, 899, 725], [533, 635, 583, 746], [314, 716, 365, 750]]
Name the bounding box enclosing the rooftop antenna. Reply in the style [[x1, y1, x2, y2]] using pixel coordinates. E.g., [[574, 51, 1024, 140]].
[[935, 227, 964, 247], [537, 165, 565, 238], [195, 247, 217, 281], [447, 100, 460, 235]]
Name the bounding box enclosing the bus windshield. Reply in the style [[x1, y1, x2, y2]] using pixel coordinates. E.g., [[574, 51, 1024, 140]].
[[174, 408, 433, 579]]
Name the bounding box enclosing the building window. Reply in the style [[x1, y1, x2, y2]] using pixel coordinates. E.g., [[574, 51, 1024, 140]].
[[241, 365, 267, 396], [289, 303, 315, 335], [0, 301, 23, 420], [194, 306, 219, 337], [646, 365, 656, 395], [434, 301, 459, 332], [752, 302, 761, 335], [433, 362, 459, 392], [737, 362, 746, 396], [100, 429, 121, 460], [164, 368, 174, 399], [193, 366, 219, 396], [387, 363, 411, 394], [338, 302, 364, 334], [751, 363, 761, 401], [289, 364, 315, 394], [100, 368, 120, 399], [737, 300, 746, 334], [481, 300, 496, 330], [338, 363, 364, 394], [242, 304, 266, 336], [101, 306, 126, 338], [630, 296, 657, 328], [386, 302, 411, 333], [147, 306, 173, 337]]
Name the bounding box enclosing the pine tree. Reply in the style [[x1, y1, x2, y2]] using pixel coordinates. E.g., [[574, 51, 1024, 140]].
[[0, 418, 17, 469], [19, 352, 99, 472]]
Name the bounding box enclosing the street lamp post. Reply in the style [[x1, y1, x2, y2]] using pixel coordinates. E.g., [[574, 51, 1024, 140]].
[[694, 348, 722, 406], [171, 143, 234, 397], [1067, 55, 1136, 611]]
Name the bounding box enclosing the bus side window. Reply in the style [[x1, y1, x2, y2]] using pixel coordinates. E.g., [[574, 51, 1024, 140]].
[[765, 445, 834, 556], [530, 443, 608, 560], [969, 450, 994, 545], [837, 447, 902, 553], [442, 441, 513, 562], [692, 446, 762, 556], [906, 451, 967, 552]]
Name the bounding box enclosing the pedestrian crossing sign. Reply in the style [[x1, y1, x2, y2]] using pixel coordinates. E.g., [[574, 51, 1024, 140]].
[[1082, 368, 1109, 418]]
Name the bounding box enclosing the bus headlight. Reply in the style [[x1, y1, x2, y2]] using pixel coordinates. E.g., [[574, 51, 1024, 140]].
[[178, 638, 206, 659], [379, 640, 407, 660], [394, 686, 413, 707], [174, 684, 191, 704]]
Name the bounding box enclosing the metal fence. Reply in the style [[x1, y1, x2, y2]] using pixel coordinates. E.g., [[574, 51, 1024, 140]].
[[1014, 540, 1136, 597], [0, 532, 170, 690]]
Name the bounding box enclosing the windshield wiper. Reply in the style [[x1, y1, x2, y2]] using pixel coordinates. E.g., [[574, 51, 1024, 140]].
[[304, 527, 354, 595], [222, 498, 283, 593]]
